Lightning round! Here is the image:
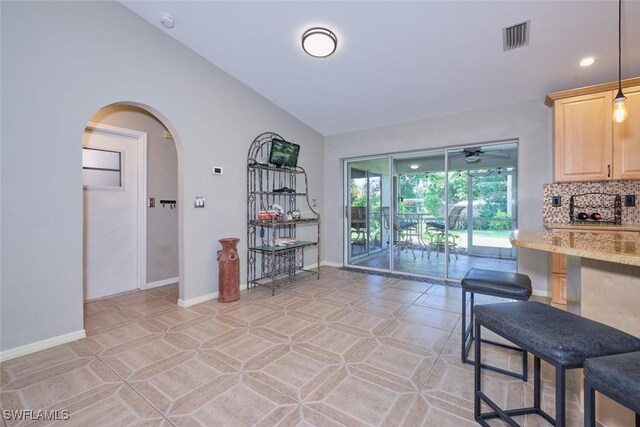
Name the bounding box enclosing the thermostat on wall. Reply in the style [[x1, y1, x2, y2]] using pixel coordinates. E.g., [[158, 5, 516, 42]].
[[212, 166, 223, 175]]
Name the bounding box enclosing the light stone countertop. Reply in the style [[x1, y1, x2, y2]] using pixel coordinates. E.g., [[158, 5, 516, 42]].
[[544, 223, 640, 232], [510, 230, 640, 267]]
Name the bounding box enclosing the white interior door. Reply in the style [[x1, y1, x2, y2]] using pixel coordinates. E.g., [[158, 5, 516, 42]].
[[83, 124, 146, 300]]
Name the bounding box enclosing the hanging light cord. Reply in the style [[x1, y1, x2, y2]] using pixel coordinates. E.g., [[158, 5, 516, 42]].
[[618, 0, 622, 93]]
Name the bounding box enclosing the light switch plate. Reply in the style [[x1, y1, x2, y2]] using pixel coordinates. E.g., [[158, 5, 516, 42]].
[[552, 196, 562, 207], [148, 197, 155, 208], [194, 197, 205, 208]]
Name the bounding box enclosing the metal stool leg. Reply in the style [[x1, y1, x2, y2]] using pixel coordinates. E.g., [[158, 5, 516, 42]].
[[474, 317, 482, 421], [461, 289, 467, 363], [463, 291, 526, 380], [556, 366, 567, 427], [584, 378, 596, 427]]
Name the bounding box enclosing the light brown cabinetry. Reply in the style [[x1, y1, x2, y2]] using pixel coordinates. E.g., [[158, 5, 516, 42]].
[[550, 252, 567, 304], [548, 79, 640, 182], [613, 85, 640, 180]]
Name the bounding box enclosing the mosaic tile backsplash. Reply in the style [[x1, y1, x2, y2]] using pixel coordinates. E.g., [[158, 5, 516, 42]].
[[543, 180, 640, 225]]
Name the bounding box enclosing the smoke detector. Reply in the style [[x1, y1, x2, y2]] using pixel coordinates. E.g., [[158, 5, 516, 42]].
[[160, 13, 175, 29]]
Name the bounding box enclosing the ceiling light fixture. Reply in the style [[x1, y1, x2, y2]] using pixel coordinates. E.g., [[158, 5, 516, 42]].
[[302, 27, 337, 58], [579, 57, 595, 67], [465, 154, 481, 163], [613, 0, 627, 123], [410, 164, 420, 170]]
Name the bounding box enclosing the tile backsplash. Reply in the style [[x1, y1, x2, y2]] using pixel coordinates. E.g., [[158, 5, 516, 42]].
[[543, 180, 640, 225]]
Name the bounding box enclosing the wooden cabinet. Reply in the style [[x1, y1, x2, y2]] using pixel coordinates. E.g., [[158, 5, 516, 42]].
[[613, 85, 640, 180], [550, 252, 567, 305], [554, 92, 613, 182], [548, 79, 640, 182]]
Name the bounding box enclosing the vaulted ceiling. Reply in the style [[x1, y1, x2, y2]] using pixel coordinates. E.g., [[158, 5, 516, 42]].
[[121, 1, 640, 136]]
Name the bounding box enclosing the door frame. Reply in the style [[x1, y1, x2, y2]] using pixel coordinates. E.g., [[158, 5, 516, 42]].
[[84, 122, 148, 294]]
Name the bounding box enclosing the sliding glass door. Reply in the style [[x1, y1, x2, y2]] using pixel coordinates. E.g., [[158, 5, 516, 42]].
[[392, 151, 447, 277], [346, 159, 390, 268], [344, 141, 518, 280]]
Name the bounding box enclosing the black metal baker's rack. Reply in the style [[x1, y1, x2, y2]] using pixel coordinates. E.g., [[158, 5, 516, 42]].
[[569, 192, 621, 225], [246, 132, 320, 295]]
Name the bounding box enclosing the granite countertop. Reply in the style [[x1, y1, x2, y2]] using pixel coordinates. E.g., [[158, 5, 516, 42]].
[[544, 223, 640, 232], [511, 230, 640, 267]]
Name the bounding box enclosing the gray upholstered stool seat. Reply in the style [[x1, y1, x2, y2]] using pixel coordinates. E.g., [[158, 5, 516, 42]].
[[584, 351, 640, 426], [461, 268, 532, 300], [473, 301, 640, 427], [461, 268, 532, 379]]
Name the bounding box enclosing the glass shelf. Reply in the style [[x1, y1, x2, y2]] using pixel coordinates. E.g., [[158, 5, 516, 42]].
[[249, 218, 319, 226], [248, 162, 304, 174], [248, 240, 317, 252], [253, 191, 307, 196]]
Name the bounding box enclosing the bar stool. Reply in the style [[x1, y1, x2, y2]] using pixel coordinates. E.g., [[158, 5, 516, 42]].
[[474, 302, 640, 427], [461, 268, 532, 379], [584, 351, 640, 427]]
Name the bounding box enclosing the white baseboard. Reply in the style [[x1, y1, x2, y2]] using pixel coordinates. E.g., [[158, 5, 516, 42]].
[[0, 329, 86, 363], [532, 289, 551, 298], [321, 261, 343, 267], [304, 261, 342, 269], [146, 276, 179, 289], [177, 284, 248, 308]]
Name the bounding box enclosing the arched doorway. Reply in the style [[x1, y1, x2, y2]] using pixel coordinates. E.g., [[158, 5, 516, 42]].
[[82, 103, 183, 318]]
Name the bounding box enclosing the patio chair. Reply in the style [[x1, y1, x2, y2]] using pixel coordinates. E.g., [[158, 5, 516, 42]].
[[381, 207, 417, 259], [426, 205, 465, 260], [350, 206, 367, 246]]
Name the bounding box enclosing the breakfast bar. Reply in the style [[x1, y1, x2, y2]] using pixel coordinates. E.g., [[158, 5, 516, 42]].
[[511, 228, 640, 426]]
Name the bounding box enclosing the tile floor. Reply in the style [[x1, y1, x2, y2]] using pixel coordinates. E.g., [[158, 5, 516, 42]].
[[0, 267, 585, 426]]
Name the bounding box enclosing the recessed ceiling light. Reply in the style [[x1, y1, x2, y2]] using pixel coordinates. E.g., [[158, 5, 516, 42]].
[[580, 57, 595, 67], [410, 164, 420, 170], [302, 28, 337, 58]]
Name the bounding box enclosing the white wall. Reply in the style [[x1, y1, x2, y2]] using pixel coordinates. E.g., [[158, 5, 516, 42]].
[[0, 1, 323, 353], [324, 99, 552, 294], [90, 105, 179, 285]]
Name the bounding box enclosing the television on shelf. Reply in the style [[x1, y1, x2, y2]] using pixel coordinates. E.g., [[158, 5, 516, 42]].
[[269, 138, 300, 168]]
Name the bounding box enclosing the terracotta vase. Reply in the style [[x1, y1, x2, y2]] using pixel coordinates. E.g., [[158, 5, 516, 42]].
[[217, 238, 240, 302]]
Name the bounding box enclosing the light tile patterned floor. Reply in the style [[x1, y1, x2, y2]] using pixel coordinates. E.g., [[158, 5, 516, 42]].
[[0, 267, 584, 426]]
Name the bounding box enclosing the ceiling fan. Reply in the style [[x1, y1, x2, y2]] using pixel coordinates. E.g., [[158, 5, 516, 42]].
[[454, 147, 512, 163]]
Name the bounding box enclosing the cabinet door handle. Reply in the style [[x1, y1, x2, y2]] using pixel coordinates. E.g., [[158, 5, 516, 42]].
[[608, 164, 611, 178]]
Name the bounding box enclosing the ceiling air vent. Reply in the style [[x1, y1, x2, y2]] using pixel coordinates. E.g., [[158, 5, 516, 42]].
[[503, 20, 530, 51]]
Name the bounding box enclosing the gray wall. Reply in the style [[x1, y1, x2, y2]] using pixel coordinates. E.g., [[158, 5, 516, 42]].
[[324, 99, 553, 294], [1, 1, 324, 352], [90, 105, 179, 285]]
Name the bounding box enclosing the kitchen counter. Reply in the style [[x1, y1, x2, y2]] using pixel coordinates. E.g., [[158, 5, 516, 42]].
[[512, 228, 640, 425], [511, 229, 640, 267], [544, 222, 640, 232]]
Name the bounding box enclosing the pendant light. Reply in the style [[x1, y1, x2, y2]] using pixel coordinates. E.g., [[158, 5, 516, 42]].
[[613, 0, 627, 123]]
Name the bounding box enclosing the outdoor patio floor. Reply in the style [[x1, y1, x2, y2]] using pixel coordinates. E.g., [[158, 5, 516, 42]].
[[349, 246, 517, 280]]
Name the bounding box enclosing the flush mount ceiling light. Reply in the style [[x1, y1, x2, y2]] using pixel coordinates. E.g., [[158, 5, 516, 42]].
[[302, 27, 337, 58], [613, 0, 627, 123], [579, 57, 595, 67], [410, 164, 420, 170]]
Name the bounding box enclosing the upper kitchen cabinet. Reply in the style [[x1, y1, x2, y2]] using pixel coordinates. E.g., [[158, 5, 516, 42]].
[[546, 78, 640, 182], [554, 91, 613, 182], [613, 85, 640, 180]]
